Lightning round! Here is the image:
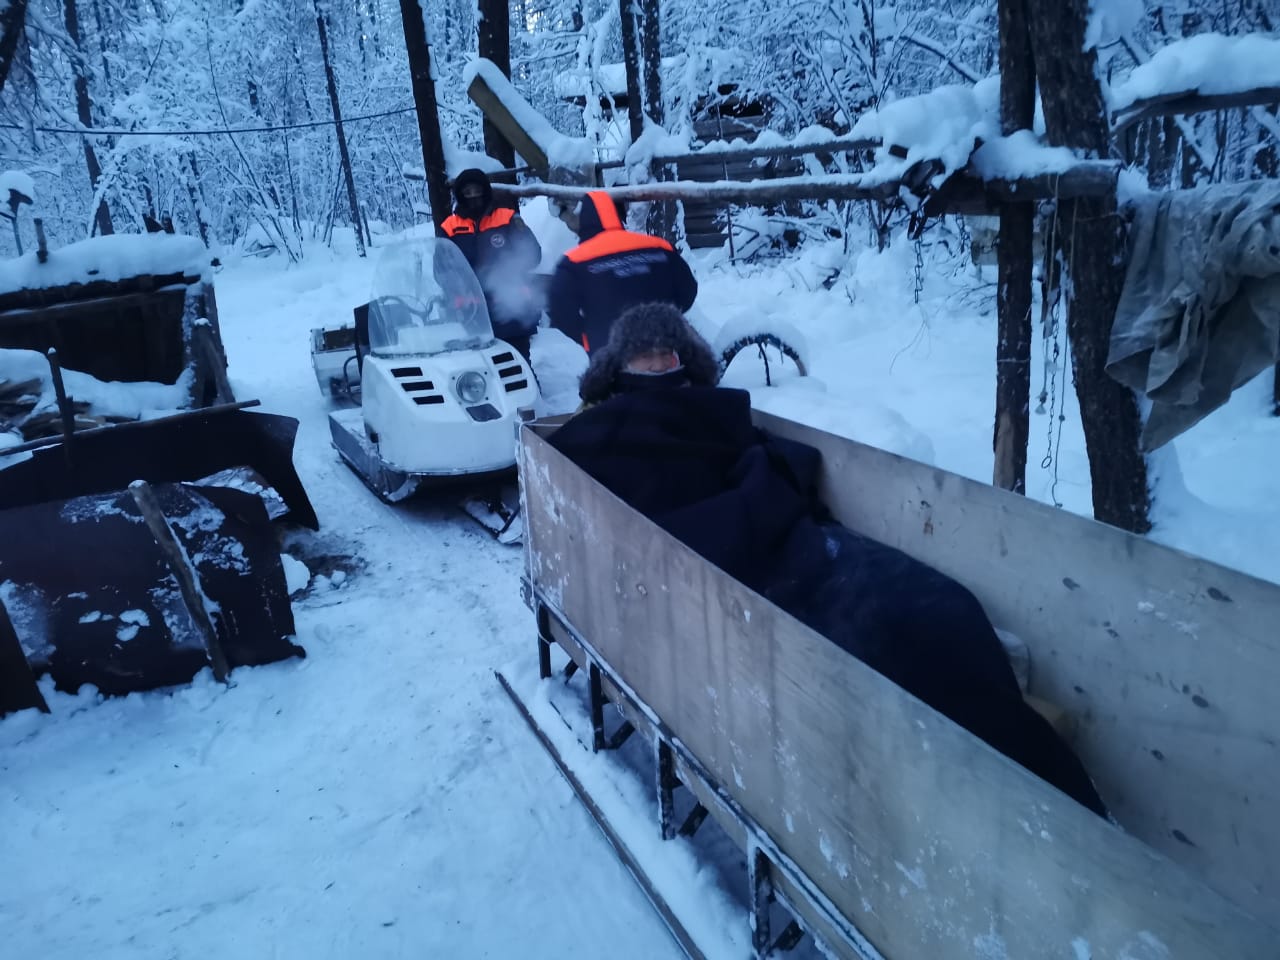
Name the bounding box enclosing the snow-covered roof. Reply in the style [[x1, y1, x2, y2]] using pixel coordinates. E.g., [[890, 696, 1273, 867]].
[[1108, 32, 1280, 114], [0, 233, 212, 298]]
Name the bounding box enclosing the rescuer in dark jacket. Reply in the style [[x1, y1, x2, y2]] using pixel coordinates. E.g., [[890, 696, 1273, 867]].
[[547, 191, 698, 353], [439, 168, 543, 362]]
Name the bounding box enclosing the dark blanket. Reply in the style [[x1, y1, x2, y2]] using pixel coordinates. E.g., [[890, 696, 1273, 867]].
[[548, 386, 1107, 817]]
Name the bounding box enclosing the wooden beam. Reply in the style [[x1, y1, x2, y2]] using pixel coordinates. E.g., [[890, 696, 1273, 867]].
[[1112, 86, 1280, 137], [596, 134, 880, 172], [994, 0, 1037, 495], [466, 70, 550, 175], [494, 160, 1120, 209]]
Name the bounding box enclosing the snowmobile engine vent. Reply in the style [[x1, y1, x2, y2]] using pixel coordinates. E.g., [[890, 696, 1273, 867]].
[[399, 380, 436, 392], [491, 351, 515, 365], [496, 365, 522, 379], [413, 395, 445, 405], [503, 379, 529, 393], [466, 403, 502, 422], [391, 366, 424, 378]]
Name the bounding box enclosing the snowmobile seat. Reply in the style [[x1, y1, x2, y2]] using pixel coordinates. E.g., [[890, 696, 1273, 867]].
[[351, 302, 372, 375]]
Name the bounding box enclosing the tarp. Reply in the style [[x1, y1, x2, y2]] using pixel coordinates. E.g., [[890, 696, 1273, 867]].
[[1108, 180, 1280, 451]]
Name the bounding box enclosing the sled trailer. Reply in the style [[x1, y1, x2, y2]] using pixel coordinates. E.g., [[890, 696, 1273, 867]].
[[505, 411, 1280, 959]]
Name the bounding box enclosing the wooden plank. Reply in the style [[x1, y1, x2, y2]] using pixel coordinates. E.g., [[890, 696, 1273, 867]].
[[466, 72, 550, 174], [520, 423, 1277, 960], [0, 600, 48, 717], [752, 410, 1280, 923], [1112, 86, 1280, 136]]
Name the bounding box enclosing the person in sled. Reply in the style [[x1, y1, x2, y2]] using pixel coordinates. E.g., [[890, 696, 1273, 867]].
[[576, 301, 720, 410], [439, 168, 543, 364], [547, 191, 698, 355], [555, 305, 1110, 819]]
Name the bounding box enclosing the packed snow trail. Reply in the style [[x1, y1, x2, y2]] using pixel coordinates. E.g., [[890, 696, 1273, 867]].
[[0, 242, 684, 960]]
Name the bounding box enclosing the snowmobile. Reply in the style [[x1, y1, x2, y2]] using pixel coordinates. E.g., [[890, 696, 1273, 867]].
[[310, 238, 538, 541]]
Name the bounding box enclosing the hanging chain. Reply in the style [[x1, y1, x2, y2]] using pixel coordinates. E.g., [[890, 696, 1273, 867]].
[[912, 237, 925, 303], [954, 213, 971, 256]]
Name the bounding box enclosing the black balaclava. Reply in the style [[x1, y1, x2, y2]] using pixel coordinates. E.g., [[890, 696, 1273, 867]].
[[453, 168, 493, 221]]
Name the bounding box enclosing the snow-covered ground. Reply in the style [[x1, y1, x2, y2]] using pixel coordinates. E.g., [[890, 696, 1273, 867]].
[[4, 204, 1279, 958]]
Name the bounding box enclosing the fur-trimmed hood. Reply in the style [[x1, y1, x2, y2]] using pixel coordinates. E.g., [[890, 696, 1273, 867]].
[[578, 303, 720, 404]]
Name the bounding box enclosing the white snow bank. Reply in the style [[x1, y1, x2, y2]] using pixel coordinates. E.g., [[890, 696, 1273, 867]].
[[0, 170, 35, 203], [0, 347, 192, 421], [1109, 33, 1280, 111], [0, 233, 212, 296], [281, 554, 311, 595], [970, 131, 1083, 180], [851, 77, 1001, 186], [463, 58, 595, 170]]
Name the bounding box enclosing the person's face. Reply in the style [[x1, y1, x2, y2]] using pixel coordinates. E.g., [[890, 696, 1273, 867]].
[[624, 348, 680, 373], [458, 183, 487, 214]]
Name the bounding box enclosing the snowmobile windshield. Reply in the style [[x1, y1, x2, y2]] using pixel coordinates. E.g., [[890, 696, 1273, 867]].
[[366, 239, 495, 357]]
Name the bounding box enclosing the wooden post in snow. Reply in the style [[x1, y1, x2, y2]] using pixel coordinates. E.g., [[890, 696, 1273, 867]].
[[399, 0, 453, 231], [477, 0, 516, 170], [1026, 0, 1151, 533], [618, 0, 644, 147], [992, 0, 1035, 495]]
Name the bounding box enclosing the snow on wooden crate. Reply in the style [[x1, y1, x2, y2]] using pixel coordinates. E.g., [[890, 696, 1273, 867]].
[[0, 233, 212, 301]]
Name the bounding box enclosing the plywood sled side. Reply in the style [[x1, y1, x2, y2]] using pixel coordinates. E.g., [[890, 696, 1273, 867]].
[[519, 423, 1278, 960], [753, 411, 1280, 921]]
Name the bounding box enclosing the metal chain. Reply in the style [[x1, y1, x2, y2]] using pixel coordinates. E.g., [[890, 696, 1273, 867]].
[[912, 237, 925, 304], [954, 213, 971, 255]]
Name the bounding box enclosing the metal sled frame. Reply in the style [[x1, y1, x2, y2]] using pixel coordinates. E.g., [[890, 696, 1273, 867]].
[[501, 597, 883, 960], [512, 412, 1279, 960]]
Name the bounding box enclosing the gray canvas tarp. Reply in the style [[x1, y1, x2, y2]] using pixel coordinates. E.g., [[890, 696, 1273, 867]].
[[1107, 179, 1280, 451]]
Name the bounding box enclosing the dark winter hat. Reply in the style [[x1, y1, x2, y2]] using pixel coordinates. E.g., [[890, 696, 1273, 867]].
[[452, 168, 493, 213], [579, 303, 720, 404]]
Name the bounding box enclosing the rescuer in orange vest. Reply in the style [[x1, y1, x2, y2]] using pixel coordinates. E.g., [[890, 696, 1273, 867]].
[[547, 191, 698, 354], [438, 168, 543, 363]]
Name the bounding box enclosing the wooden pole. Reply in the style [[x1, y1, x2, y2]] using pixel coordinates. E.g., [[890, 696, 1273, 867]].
[[129, 481, 230, 684], [993, 0, 1035, 495], [1026, 0, 1151, 533], [399, 0, 453, 231], [477, 0, 516, 168], [618, 0, 644, 148]]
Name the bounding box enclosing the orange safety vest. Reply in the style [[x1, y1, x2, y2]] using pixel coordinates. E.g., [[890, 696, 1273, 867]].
[[564, 192, 673, 263], [440, 207, 515, 236]]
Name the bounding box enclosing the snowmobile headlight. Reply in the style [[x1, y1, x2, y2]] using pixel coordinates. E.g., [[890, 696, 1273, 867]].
[[455, 371, 488, 404]]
